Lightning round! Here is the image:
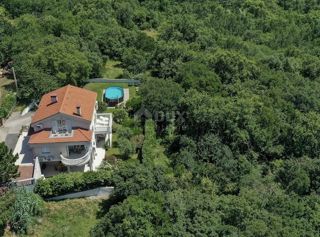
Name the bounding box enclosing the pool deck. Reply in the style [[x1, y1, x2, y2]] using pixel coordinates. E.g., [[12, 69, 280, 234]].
[[123, 88, 129, 104]]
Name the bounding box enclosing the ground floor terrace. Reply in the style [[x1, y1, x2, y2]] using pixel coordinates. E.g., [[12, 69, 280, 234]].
[[13, 113, 112, 182], [14, 134, 108, 181]]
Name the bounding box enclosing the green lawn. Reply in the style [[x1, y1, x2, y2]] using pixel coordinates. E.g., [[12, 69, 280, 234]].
[[0, 77, 25, 112], [14, 199, 102, 237], [142, 29, 159, 39], [106, 133, 120, 158], [102, 60, 124, 79], [129, 86, 137, 98], [0, 77, 14, 103]]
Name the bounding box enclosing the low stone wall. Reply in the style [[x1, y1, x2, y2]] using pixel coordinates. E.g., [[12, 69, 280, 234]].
[[47, 186, 114, 201]]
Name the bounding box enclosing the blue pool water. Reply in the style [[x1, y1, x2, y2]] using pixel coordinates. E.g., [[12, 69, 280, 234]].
[[105, 87, 124, 100]]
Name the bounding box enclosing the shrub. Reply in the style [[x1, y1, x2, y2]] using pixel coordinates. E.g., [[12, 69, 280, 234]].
[[126, 96, 142, 114], [34, 170, 113, 198], [97, 101, 108, 113], [0, 93, 16, 119], [113, 108, 128, 124], [112, 122, 120, 133], [118, 137, 135, 159], [0, 191, 15, 236], [10, 188, 43, 234], [117, 126, 133, 139]]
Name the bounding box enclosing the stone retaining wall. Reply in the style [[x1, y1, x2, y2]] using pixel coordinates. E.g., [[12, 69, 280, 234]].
[[47, 186, 114, 201]]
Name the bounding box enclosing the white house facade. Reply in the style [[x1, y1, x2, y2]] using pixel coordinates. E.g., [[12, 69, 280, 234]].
[[28, 85, 112, 177]]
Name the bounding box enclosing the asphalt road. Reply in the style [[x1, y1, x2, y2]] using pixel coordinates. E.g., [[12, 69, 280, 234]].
[[0, 111, 33, 150]]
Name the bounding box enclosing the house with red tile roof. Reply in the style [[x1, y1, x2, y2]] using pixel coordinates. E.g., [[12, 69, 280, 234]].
[[28, 85, 112, 176]]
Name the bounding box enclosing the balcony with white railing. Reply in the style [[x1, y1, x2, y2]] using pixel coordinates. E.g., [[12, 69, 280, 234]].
[[50, 127, 73, 138], [60, 147, 92, 166], [95, 113, 112, 134]]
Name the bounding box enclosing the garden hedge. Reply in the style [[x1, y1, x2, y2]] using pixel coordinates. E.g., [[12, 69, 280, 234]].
[[34, 170, 113, 198]]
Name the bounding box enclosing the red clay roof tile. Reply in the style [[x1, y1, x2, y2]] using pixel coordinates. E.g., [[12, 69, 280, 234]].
[[31, 85, 97, 124]]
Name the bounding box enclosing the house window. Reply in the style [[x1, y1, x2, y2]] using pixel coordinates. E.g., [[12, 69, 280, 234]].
[[55, 119, 68, 133], [57, 120, 65, 129], [52, 120, 71, 135], [68, 145, 86, 155], [41, 147, 50, 154], [36, 123, 43, 130]]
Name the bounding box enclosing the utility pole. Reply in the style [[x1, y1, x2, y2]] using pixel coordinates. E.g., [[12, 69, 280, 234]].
[[12, 67, 18, 91]]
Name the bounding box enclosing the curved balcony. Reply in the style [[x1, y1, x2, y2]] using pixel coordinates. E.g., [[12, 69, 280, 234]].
[[60, 148, 92, 166]]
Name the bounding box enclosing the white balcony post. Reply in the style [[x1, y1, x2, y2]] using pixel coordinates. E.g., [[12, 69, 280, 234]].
[[89, 151, 93, 171], [33, 156, 43, 180]]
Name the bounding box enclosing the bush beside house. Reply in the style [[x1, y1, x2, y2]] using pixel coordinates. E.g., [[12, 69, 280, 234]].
[[34, 170, 113, 198]]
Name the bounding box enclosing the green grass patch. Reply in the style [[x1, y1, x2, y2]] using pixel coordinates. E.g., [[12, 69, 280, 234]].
[[142, 29, 159, 39], [0, 77, 29, 113], [129, 86, 137, 98], [15, 199, 102, 237], [105, 108, 115, 113], [106, 133, 120, 158], [102, 60, 124, 79], [0, 77, 14, 103]]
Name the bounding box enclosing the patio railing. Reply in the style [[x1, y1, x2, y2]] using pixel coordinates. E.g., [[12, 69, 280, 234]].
[[95, 113, 112, 134], [60, 148, 92, 166]]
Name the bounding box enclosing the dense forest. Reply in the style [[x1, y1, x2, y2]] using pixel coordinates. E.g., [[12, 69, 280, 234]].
[[1, 0, 320, 236]]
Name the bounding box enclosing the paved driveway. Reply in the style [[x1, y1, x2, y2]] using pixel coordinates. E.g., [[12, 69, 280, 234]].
[[0, 111, 34, 150], [14, 131, 34, 165]]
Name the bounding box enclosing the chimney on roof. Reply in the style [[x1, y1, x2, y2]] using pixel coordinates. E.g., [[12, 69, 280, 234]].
[[50, 94, 57, 103], [76, 105, 81, 116]]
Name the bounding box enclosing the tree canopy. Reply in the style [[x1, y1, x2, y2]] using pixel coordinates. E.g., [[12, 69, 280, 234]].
[[1, 0, 320, 236], [0, 142, 18, 186]]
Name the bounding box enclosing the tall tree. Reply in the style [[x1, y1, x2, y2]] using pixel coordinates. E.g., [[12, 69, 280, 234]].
[[0, 142, 18, 186]]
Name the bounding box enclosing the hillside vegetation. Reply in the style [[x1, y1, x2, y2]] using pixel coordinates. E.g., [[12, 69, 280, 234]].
[[4, 198, 102, 237], [1, 0, 320, 236]]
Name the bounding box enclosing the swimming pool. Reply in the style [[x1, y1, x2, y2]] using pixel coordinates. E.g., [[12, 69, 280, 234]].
[[105, 86, 124, 101]]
